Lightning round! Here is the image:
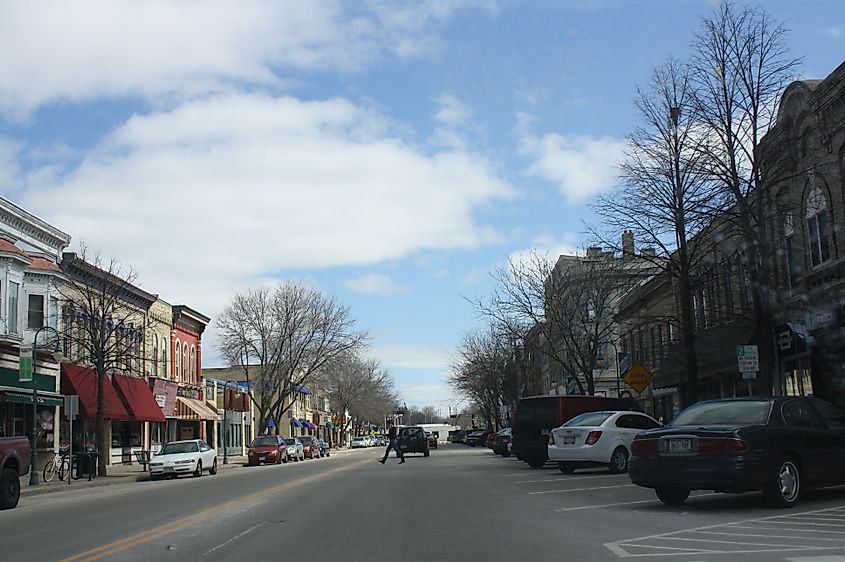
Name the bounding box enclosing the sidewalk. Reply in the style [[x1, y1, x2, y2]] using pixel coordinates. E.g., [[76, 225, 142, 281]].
[[19, 448, 358, 498], [20, 456, 249, 498]]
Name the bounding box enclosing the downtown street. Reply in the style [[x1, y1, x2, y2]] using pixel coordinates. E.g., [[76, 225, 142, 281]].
[[6, 445, 845, 561]]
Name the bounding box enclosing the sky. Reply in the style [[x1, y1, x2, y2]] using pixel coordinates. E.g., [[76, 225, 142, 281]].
[[1, 0, 843, 413]]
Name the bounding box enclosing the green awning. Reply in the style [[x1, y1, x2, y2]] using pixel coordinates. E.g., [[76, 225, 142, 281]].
[[2, 392, 64, 407]]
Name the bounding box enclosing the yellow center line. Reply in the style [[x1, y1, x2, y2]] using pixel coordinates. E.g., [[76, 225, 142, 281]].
[[60, 458, 371, 562]]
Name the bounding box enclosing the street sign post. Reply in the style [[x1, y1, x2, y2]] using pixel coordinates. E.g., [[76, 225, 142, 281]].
[[737, 345, 759, 395], [623, 363, 654, 395]]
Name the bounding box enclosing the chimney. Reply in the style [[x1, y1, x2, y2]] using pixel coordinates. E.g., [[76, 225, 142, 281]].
[[622, 230, 635, 258], [586, 246, 602, 258]]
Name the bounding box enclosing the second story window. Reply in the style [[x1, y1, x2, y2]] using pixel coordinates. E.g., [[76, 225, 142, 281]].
[[27, 294, 44, 330], [806, 183, 832, 267], [152, 333, 159, 377], [7, 281, 19, 334]]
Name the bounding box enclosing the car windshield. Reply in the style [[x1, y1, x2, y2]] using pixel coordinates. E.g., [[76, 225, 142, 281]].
[[159, 442, 198, 455], [563, 412, 613, 427], [670, 401, 771, 427], [283, 439, 297, 446], [251, 437, 278, 447]]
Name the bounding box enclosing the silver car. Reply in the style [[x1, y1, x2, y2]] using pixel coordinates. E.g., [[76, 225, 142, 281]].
[[283, 438, 305, 461]]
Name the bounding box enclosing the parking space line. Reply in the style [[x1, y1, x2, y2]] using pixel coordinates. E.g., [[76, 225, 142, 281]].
[[692, 530, 845, 542], [530, 484, 633, 495], [649, 536, 817, 548], [556, 499, 656, 511], [515, 474, 627, 484], [728, 524, 845, 535]]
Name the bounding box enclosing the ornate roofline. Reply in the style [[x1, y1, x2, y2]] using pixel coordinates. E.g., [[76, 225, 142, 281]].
[[0, 197, 71, 254]]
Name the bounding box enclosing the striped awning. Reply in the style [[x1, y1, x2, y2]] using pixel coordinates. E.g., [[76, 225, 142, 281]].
[[175, 396, 218, 421]]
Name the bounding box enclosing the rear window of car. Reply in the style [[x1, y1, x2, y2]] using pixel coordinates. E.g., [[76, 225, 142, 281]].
[[251, 437, 278, 447], [563, 412, 613, 427], [670, 400, 771, 427]]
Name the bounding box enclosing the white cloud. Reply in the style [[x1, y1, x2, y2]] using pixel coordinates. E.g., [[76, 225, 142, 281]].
[[18, 93, 514, 319], [0, 1, 488, 116], [398, 383, 454, 408], [519, 113, 625, 203], [508, 232, 579, 266], [346, 273, 410, 296], [369, 344, 452, 370], [435, 94, 472, 127]]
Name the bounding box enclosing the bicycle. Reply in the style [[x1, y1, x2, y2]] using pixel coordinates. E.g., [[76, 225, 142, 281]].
[[43, 446, 71, 482]]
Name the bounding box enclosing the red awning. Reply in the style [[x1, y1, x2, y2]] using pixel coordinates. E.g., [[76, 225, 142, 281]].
[[60, 364, 130, 421], [112, 374, 166, 423]]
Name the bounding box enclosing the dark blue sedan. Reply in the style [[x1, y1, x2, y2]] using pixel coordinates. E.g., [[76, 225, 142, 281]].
[[629, 396, 845, 507]]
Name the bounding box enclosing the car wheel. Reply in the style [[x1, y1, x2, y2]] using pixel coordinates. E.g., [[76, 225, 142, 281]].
[[0, 468, 20, 510], [150, 474, 159, 482], [764, 456, 801, 508], [527, 454, 546, 469], [193, 460, 203, 478], [424, 450, 430, 457], [501, 451, 510, 458], [656, 487, 690, 506], [557, 462, 576, 474], [209, 459, 218, 475], [608, 447, 629, 474]]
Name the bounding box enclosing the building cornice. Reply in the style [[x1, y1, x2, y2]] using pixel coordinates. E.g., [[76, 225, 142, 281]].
[[0, 197, 71, 254]]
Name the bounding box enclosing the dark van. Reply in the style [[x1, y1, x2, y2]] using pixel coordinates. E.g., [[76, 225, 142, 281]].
[[512, 395, 637, 468]]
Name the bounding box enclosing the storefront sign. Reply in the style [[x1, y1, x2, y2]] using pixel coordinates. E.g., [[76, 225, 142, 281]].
[[177, 385, 200, 400], [155, 394, 166, 408], [151, 378, 178, 416], [19, 345, 33, 382]]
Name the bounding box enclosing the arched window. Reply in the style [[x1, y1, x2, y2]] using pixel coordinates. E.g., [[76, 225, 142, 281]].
[[161, 339, 168, 380], [152, 333, 159, 377], [783, 210, 798, 288], [182, 343, 188, 383], [175, 339, 181, 380], [190, 346, 196, 384], [806, 181, 832, 267]]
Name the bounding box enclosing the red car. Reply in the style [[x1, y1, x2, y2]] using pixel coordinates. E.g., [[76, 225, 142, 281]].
[[298, 436, 321, 459], [485, 432, 497, 448], [247, 435, 288, 465]]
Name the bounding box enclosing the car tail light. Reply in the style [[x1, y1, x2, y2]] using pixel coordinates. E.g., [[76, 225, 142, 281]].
[[584, 431, 602, 446], [548, 432, 555, 445], [698, 437, 749, 454], [631, 438, 657, 455]]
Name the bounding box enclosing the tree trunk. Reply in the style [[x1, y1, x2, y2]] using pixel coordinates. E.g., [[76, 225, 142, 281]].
[[96, 368, 108, 477]]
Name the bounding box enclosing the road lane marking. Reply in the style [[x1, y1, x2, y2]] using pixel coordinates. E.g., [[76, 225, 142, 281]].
[[606, 505, 845, 557], [59, 458, 371, 562], [204, 522, 268, 556], [529, 484, 633, 495], [555, 499, 656, 511]]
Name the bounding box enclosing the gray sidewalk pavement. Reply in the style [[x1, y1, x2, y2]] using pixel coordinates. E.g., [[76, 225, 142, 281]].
[[19, 447, 358, 498]]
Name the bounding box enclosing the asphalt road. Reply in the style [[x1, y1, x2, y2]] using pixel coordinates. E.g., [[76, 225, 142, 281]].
[[5, 444, 845, 561]]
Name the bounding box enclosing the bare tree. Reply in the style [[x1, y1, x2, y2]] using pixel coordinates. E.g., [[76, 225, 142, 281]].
[[474, 251, 647, 395], [216, 282, 367, 433], [450, 326, 520, 429], [690, 2, 801, 393], [316, 352, 396, 439], [594, 58, 721, 405], [59, 250, 154, 476]]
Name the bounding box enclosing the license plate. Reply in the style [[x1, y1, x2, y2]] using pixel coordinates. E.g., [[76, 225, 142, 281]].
[[563, 435, 576, 445], [668, 439, 692, 454], [259, 456, 266, 460], [164, 467, 174, 473]]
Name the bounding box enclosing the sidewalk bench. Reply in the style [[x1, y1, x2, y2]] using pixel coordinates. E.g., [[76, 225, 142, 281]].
[[133, 451, 150, 470]]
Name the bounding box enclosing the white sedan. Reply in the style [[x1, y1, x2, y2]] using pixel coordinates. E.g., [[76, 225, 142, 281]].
[[149, 439, 218, 480], [548, 411, 661, 474], [351, 436, 368, 448], [283, 438, 305, 461]]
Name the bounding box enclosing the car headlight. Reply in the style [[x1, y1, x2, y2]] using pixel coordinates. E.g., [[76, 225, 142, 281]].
[[175, 459, 195, 464]]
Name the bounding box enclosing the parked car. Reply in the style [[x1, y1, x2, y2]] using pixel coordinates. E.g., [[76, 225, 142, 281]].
[[629, 396, 845, 507], [299, 436, 321, 459], [465, 430, 493, 447], [549, 411, 661, 474], [247, 435, 288, 466], [426, 431, 438, 449], [319, 440, 331, 457], [491, 428, 512, 456], [149, 439, 218, 480], [398, 426, 430, 456], [512, 395, 638, 468], [283, 438, 305, 461], [0, 436, 31, 509], [448, 429, 470, 444], [351, 436, 368, 448]]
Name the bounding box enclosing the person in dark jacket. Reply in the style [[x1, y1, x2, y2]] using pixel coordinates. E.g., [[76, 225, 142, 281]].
[[379, 424, 405, 464]]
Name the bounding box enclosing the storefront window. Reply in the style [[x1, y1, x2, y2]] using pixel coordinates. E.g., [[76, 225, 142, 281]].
[[111, 421, 142, 448]]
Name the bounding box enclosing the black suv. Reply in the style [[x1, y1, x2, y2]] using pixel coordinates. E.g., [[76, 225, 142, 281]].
[[398, 426, 430, 457]]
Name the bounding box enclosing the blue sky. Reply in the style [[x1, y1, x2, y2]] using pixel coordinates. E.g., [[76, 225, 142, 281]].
[[1, 1, 843, 412]]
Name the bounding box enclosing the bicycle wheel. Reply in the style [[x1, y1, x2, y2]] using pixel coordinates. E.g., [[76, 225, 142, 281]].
[[43, 460, 57, 483], [57, 458, 69, 481]]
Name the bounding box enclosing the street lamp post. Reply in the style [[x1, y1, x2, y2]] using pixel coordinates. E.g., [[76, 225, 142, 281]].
[[29, 325, 62, 486], [608, 341, 622, 398]]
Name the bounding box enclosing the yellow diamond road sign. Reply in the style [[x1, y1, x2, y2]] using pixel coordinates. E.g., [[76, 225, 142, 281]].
[[623, 363, 654, 394]]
